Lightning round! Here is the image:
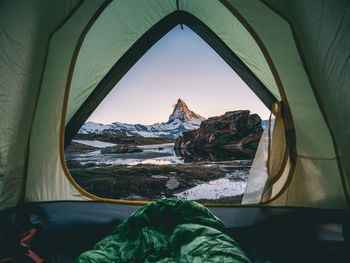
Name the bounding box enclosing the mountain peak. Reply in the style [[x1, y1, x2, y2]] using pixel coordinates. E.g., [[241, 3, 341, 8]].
[[175, 98, 186, 105], [172, 98, 189, 111], [168, 99, 205, 123]]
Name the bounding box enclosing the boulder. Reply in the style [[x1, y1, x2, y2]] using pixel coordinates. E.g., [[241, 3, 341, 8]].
[[66, 160, 85, 168], [175, 110, 262, 150], [65, 142, 99, 153], [101, 145, 143, 154], [66, 160, 99, 168]]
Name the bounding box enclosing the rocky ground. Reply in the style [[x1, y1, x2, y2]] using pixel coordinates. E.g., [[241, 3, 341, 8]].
[[69, 160, 251, 202]]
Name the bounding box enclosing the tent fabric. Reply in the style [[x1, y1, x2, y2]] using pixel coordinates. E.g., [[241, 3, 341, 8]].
[[24, 0, 105, 204], [262, 102, 288, 202], [264, 0, 350, 207], [241, 117, 270, 204], [228, 0, 346, 208], [0, 0, 349, 211], [0, 0, 83, 211], [75, 199, 251, 263]]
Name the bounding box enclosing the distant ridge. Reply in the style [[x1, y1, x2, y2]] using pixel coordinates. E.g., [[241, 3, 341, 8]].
[[79, 99, 205, 138]]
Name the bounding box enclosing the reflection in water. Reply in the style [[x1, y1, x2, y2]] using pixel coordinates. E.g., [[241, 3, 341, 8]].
[[174, 147, 255, 163], [66, 140, 256, 165]]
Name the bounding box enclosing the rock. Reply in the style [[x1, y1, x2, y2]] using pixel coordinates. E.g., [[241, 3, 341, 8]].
[[119, 139, 135, 144], [174, 137, 181, 149], [151, 175, 169, 179], [84, 162, 98, 168], [101, 145, 143, 154], [66, 160, 99, 168], [166, 177, 180, 190], [175, 110, 262, 151], [66, 160, 85, 168], [65, 142, 99, 152], [175, 147, 255, 162], [126, 195, 144, 200], [97, 163, 111, 167]]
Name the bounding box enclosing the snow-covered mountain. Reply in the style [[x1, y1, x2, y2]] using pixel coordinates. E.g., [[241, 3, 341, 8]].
[[78, 99, 205, 138], [168, 98, 204, 124]]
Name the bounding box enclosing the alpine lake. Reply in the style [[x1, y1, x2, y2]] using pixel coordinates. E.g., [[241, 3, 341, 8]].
[[65, 135, 254, 204]]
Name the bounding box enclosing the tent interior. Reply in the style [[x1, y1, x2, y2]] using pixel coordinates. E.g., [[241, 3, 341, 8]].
[[1, 0, 349, 262]]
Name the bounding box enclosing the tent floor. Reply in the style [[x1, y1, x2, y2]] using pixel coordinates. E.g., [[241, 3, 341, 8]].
[[1, 202, 349, 262]]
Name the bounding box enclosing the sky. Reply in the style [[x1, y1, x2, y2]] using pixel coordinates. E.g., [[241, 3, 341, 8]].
[[87, 25, 270, 125]]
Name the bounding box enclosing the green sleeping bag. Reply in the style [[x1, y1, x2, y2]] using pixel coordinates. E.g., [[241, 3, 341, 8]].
[[75, 199, 251, 263]]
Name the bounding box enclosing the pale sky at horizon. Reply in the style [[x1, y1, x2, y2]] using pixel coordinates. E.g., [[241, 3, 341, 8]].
[[87, 25, 270, 125]]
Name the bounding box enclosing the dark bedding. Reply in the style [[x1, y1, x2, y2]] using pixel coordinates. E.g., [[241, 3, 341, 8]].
[[75, 199, 250, 263]]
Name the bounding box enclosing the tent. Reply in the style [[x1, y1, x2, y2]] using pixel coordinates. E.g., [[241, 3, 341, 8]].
[[1, 0, 349, 262]]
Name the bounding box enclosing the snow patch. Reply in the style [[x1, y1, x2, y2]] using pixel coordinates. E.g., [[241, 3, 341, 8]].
[[72, 139, 115, 148]]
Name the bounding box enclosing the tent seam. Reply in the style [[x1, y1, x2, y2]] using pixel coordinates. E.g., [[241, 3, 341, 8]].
[[260, 0, 350, 208], [23, 0, 85, 203], [297, 155, 337, 161]]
